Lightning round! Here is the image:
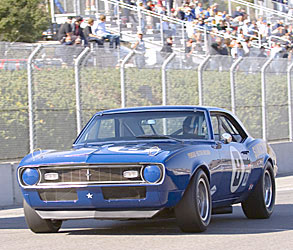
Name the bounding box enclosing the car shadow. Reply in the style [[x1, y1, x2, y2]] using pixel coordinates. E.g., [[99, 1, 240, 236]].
[[1, 204, 292, 235], [64, 204, 293, 235]]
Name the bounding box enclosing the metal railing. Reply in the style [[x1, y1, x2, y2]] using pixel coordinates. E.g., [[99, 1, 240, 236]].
[[228, 0, 293, 22]]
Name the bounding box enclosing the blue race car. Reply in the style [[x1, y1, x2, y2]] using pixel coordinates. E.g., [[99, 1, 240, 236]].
[[17, 106, 277, 233]]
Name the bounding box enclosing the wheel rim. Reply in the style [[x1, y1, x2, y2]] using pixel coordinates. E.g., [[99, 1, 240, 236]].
[[264, 170, 273, 208], [197, 178, 209, 222]]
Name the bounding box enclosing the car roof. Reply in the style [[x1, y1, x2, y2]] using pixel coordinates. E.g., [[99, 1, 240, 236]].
[[95, 106, 228, 115]]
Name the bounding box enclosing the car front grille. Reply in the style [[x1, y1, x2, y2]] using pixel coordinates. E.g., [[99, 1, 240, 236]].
[[102, 186, 146, 200], [38, 188, 78, 202], [38, 164, 144, 186]]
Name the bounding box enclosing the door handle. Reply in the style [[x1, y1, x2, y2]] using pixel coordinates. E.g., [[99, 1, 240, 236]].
[[241, 150, 249, 154]]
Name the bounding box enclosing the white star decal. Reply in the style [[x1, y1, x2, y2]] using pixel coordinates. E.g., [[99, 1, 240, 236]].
[[86, 193, 93, 199]]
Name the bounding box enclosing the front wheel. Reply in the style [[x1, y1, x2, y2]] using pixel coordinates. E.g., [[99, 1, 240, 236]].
[[175, 169, 211, 233], [241, 162, 276, 219], [23, 199, 62, 233]]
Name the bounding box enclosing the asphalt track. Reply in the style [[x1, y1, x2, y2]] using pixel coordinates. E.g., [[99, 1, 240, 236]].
[[1, 176, 293, 250]]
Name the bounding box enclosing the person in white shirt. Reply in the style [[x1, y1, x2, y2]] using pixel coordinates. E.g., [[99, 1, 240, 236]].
[[131, 32, 146, 68], [93, 15, 120, 48]]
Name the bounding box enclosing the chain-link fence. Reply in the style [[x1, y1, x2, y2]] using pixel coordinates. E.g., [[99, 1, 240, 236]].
[[0, 42, 293, 161], [80, 47, 123, 126]]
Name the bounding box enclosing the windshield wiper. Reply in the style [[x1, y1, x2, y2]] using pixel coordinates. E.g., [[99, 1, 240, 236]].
[[136, 135, 183, 143]]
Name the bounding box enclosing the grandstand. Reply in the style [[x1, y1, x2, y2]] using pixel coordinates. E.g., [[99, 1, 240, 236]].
[[50, 0, 293, 57]]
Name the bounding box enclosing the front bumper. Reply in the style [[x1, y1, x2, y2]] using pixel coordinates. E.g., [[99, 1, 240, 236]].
[[23, 185, 183, 213], [36, 209, 161, 220]]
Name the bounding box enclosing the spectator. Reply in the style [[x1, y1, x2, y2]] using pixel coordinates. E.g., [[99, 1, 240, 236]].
[[72, 16, 86, 45], [54, 0, 65, 14], [146, 1, 154, 29], [233, 6, 243, 19], [184, 38, 195, 65], [239, 19, 250, 37], [93, 15, 120, 48], [160, 37, 173, 57], [184, 7, 195, 21], [57, 16, 73, 43], [124, 0, 137, 23], [210, 3, 218, 16], [217, 19, 228, 31], [162, 18, 172, 38], [131, 32, 146, 68], [270, 42, 283, 58], [63, 35, 73, 45], [211, 37, 228, 55], [85, 0, 96, 15], [84, 18, 104, 46], [195, 2, 203, 18], [257, 46, 267, 57]]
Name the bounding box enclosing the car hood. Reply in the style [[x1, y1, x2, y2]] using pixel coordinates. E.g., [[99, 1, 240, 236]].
[[20, 142, 188, 166]]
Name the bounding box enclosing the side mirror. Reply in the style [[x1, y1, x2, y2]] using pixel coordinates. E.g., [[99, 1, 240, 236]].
[[221, 133, 232, 144]]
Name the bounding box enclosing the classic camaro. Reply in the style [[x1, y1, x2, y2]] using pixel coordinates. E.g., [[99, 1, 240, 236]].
[[18, 106, 277, 233]]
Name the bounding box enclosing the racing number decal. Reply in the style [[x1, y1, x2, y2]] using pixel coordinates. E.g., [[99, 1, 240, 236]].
[[230, 146, 245, 193]]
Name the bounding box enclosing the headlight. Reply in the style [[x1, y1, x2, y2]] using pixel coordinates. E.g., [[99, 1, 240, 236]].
[[22, 168, 40, 186], [143, 165, 162, 183]]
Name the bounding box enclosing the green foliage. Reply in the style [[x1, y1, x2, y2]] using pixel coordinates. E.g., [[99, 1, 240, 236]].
[[167, 69, 199, 105], [125, 68, 162, 106], [0, 0, 49, 42]]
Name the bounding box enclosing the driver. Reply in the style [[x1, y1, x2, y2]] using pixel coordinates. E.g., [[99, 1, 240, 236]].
[[183, 116, 198, 135]]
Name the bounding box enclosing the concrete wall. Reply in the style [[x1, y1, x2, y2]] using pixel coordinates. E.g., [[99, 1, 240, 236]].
[[270, 142, 293, 176], [1, 142, 292, 208], [0, 162, 22, 207]]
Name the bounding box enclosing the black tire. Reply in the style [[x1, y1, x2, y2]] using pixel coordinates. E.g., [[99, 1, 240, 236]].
[[241, 162, 275, 219], [175, 169, 211, 233], [23, 199, 62, 233]]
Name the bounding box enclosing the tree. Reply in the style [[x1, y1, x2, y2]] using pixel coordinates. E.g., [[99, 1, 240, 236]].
[[0, 0, 49, 43]]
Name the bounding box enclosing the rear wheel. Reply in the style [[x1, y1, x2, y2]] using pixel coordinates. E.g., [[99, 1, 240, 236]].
[[175, 169, 211, 233], [241, 162, 275, 219], [23, 199, 62, 233]]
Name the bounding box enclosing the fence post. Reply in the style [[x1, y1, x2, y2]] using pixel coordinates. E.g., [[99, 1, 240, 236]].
[[120, 50, 135, 108], [27, 44, 42, 152], [288, 62, 293, 142], [138, 4, 142, 33], [181, 22, 185, 49], [49, 0, 56, 23], [230, 56, 243, 114], [77, 0, 81, 15], [198, 55, 210, 106], [117, 1, 121, 37], [261, 57, 273, 141], [160, 16, 164, 45], [73, 0, 77, 15], [95, 0, 99, 13], [75, 47, 90, 135], [162, 53, 176, 106], [204, 29, 208, 56], [228, 0, 232, 16]]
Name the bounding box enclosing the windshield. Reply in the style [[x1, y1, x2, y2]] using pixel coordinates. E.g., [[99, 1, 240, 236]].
[[76, 111, 209, 144]]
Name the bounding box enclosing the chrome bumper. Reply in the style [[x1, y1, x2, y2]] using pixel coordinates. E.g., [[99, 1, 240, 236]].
[[36, 209, 161, 220]]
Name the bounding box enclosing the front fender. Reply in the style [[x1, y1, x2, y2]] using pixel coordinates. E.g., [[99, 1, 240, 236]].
[[191, 161, 211, 183]]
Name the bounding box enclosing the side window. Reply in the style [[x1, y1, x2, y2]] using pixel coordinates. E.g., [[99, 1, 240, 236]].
[[219, 116, 243, 142], [211, 115, 220, 141], [98, 119, 115, 139]]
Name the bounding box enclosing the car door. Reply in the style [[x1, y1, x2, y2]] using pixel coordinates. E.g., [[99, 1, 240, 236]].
[[210, 112, 252, 201]]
